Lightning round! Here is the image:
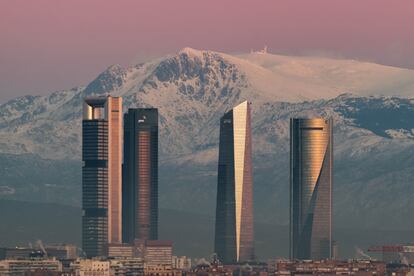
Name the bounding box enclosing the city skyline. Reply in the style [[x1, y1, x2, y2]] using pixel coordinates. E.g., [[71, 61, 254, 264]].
[[80, 96, 336, 261], [2, 2, 414, 273], [2, 80, 411, 260]]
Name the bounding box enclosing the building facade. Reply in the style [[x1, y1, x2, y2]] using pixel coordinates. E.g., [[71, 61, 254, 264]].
[[214, 101, 254, 264], [122, 108, 158, 243], [144, 240, 173, 268], [0, 259, 62, 275], [290, 118, 333, 260], [273, 259, 388, 276], [0, 245, 77, 260], [78, 259, 111, 276], [82, 96, 123, 257], [172, 256, 192, 271]]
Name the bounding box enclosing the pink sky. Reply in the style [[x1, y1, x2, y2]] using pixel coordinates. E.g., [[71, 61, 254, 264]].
[[1, 0, 413, 102]]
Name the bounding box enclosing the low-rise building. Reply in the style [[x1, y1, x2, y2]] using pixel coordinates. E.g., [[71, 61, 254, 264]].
[[0, 258, 62, 275], [77, 259, 110, 276], [108, 244, 136, 259], [0, 245, 77, 260], [172, 256, 192, 270], [108, 240, 172, 263], [110, 258, 144, 275], [144, 240, 172, 269], [272, 259, 387, 276]]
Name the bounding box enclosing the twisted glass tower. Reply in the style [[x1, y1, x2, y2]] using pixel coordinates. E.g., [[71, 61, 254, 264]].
[[290, 118, 333, 260], [214, 101, 254, 264], [122, 108, 158, 244], [82, 96, 123, 257]]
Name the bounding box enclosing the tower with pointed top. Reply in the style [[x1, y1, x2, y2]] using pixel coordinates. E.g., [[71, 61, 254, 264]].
[[290, 118, 333, 260], [214, 101, 254, 264]]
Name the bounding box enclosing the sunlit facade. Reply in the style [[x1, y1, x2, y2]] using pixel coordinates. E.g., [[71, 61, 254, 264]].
[[122, 108, 158, 243], [290, 118, 333, 260], [215, 101, 254, 264], [82, 96, 123, 257]]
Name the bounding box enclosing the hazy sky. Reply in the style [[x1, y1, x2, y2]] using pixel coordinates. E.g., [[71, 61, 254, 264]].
[[1, 0, 413, 103]]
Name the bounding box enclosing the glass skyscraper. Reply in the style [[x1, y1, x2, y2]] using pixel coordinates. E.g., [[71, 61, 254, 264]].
[[214, 101, 254, 264], [82, 96, 123, 257], [122, 108, 158, 243], [290, 118, 333, 260]]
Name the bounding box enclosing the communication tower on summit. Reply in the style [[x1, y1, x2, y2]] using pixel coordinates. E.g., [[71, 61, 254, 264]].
[[251, 46, 268, 54]]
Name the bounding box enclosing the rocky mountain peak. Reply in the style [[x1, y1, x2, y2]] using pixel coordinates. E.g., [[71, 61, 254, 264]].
[[136, 48, 246, 107], [178, 47, 204, 58], [84, 64, 127, 95]]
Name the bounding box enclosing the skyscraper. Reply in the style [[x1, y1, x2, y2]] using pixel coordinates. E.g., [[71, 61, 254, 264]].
[[82, 96, 123, 257], [290, 118, 333, 260], [122, 108, 158, 243], [214, 101, 254, 264]]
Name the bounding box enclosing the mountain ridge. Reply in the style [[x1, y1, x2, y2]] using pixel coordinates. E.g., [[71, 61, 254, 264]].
[[1, 48, 414, 232]]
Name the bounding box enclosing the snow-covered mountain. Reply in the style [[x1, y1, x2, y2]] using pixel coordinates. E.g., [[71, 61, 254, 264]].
[[2, 47, 414, 160], [1, 48, 414, 230]]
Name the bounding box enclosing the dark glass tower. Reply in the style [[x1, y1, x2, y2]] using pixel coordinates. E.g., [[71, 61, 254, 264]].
[[214, 101, 254, 264], [122, 108, 158, 244], [290, 118, 333, 260], [82, 96, 123, 257]]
